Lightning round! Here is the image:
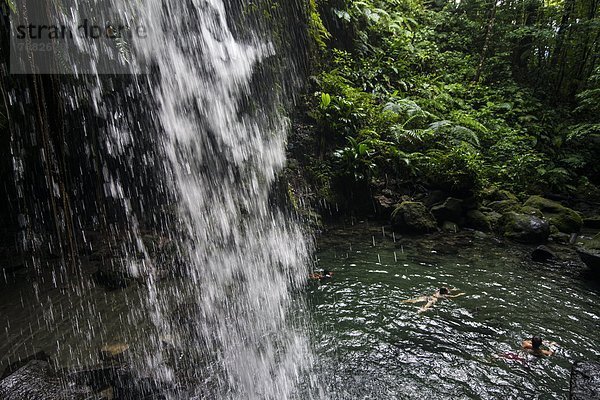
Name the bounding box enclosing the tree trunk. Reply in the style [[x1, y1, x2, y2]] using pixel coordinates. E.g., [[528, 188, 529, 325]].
[[474, 0, 499, 83]]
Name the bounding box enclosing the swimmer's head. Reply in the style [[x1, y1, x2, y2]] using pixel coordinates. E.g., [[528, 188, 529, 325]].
[[532, 336, 543, 349], [439, 287, 450, 295]]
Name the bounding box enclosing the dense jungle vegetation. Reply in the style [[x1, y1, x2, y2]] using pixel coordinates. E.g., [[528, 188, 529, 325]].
[[293, 0, 600, 215]]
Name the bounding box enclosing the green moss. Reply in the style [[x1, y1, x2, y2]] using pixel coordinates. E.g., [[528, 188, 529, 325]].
[[308, 0, 330, 51], [584, 233, 600, 250], [487, 199, 521, 214], [500, 212, 550, 244], [465, 209, 491, 232], [520, 206, 543, 218], [523, 196, 583, 233], [391, 201, 437, 233]]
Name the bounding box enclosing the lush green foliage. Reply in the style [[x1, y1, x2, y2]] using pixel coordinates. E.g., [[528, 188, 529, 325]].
[[304, 0, 600, 201]]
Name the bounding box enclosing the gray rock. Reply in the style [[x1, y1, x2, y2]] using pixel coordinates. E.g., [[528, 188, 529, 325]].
[[570, 361, 600, 400], [1, 351, 51, 379], [473, 231, 488, 239], [500, 212, 550, 244], [0, 360, 94, 400], [549, 232, 571, 244]]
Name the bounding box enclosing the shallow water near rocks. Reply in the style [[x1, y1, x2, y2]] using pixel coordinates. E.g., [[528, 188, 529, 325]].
[[308, 225, 600, 399]]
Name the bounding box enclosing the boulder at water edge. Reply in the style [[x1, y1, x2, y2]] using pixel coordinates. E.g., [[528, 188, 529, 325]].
[[500, 212, 550, 244], [430, 197, 464, 224], [531, 245, 555, 262], [570, 361, 600, 400], [523, 195, 583, 233], [465, 209, 492, 232], [0, 360, 94, 400], [391, 201, 437, 233], [577, 232, 600, 272]]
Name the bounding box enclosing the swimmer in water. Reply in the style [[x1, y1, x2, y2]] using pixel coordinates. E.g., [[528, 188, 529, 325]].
[[402, 287, 465, 313], [522, 336, 555, 357], [309, 269, 333, 281]]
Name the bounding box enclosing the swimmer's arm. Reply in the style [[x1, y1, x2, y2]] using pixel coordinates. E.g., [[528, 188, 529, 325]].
[[447, 292, 466, 298], [542, 349, 554, 356], [522, 340, 532, 349]]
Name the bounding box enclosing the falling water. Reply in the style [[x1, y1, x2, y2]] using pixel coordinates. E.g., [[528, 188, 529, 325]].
[[135, 1, 314, 397], [115, 0, 313, 398], [4, 0, 315, 398]]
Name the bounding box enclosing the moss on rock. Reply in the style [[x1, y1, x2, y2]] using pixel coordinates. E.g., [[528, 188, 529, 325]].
[[465, 209, 492, 232], [500, 211, 550, 244], [487, 199, 521, 214], [523, 196, 582, 233], [391, 201, 437, 233]]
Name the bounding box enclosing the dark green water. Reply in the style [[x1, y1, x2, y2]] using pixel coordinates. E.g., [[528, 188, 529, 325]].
[[309, 225, 600, 400]]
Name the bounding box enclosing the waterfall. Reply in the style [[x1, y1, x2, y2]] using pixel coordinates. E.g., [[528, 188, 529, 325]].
[[4, 0, 316, 398], [123, 0, 315, 397]]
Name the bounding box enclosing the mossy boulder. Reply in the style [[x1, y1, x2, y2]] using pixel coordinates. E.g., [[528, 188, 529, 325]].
[[577, 234, 600, 271], [482, 187, 519, 202], [391, 201, 437, 234], [487, 199, 521, 214], [520, 206, 544, 218], [584, 232, 600, 250], [483, 211, 503, 229], [465, 210, 492, 232], [500, 212, 550, 244], [523, 196, 583, 233]]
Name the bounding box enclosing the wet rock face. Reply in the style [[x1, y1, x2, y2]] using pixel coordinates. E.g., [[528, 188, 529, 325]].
[[1, 351, 51, 379], [570, 361, 600, 400], [0, 360, 94, 400]]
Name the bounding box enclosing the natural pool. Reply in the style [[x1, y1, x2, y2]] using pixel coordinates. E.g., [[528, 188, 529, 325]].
[[1, 225, 599, 399], [308, 224, 600, 399]]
